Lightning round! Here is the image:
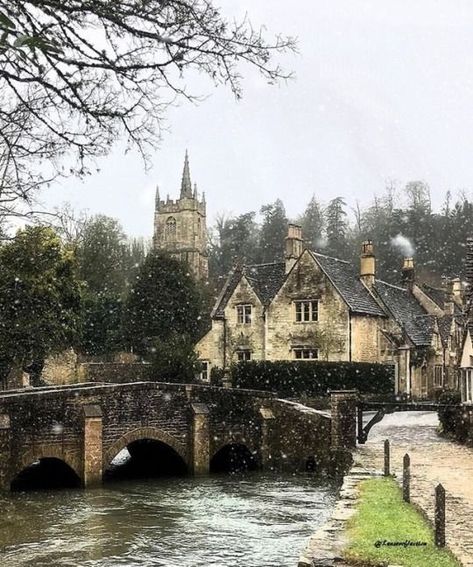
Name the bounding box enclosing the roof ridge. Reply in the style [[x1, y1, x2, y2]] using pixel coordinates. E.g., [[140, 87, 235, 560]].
[[246, 261, 285, 268], [422, 282, 445, 291], [375, 279, 408, 292], [311, 250, 350, 265]]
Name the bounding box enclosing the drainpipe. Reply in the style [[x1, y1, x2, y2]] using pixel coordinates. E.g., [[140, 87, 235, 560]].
[[223, 318, 227, 370], [348, 314, 352, 361], [263, 310, 267, 360], [406, 348, 411, 398]]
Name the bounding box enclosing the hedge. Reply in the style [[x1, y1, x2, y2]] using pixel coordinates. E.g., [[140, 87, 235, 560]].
[[437, 390, 466, 440], [229, 360, 395, 397]]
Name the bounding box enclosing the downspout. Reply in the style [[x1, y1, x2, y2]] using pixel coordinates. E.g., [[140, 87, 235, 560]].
[[263, 307, 268, 361], [223, 318, 227, 370], [348, 313, 352, 362]]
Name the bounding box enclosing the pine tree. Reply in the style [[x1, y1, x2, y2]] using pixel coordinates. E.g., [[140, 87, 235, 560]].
[[299, 195, 324, 250], [258, 199, 288, 263], [325, 197, 348, 259]]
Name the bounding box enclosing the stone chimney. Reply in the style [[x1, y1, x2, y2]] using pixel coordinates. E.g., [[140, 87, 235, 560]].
[[401, 257, 415, 290], [285, 224, 304, 273], [360, 240, 376, 288]]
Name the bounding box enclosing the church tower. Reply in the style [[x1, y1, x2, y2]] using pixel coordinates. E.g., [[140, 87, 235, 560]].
[[153, 151, 208, 281]]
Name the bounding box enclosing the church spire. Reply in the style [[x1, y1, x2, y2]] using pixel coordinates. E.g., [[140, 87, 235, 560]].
[[180, 150, 193, 198], [155, 184, 160, 209]]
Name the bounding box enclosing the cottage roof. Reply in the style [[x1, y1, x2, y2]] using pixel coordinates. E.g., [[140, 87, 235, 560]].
[[212, 262, 286, 318], [375, 280, 433, 346], [421, 283, 463, 316], [311, 252, 386, 317], [244, 262, 287, 305], [213, 251, 386, 319], [437, 315, 454, 347]]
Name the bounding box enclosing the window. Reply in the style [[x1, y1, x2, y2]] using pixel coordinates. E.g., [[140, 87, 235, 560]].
[[434, 365, 443, 387], [237, 350, 251, 362], [199, 361, 210, 382], [294, 300, 319, 322], [237, 304, 252, 324], [293, 347, 319, 360], [165, 217, 177, 240]]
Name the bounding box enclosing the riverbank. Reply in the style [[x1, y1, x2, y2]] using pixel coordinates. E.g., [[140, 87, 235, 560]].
[[300, 411, 471, 566], [344, 476, 460, 567]]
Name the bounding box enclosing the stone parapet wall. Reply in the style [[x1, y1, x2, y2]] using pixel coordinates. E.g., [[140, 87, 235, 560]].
[[78, 362, 154, 383], [0, 382, 337, 490]]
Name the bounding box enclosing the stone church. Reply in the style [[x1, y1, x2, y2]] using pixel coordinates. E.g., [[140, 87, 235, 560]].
[[195, 224, 465, 399], [153, 151, 208, 281]]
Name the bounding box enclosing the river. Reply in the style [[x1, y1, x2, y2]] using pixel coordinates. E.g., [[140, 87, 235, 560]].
[[0, 471, 337, 567]]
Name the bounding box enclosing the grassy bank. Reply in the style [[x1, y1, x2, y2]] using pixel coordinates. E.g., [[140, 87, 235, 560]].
[[344, 477, 460, 567]]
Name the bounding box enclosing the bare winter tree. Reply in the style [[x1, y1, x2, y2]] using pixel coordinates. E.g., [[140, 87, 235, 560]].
[[0, 1, 296, 223]]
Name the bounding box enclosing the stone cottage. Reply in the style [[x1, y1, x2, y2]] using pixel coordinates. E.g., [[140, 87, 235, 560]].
[[460, 237, 473, 402], [196, 225, 465, 399]]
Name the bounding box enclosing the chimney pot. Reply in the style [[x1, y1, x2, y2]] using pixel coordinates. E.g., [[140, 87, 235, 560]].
[[402, 257, 415, 289]]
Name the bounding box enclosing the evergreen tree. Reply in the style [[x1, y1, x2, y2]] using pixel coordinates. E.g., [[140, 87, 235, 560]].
[[325, 197, 349, 259], [0, 226, 81, 385], [299, 195, 324, 250], [209, 212, 260, 280], [122, 251, 204, 380], [76, 215, 128, 296], [258, 199, 288, 263]]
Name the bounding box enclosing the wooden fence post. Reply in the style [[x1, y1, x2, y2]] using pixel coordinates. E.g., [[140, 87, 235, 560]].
[[435, 484, 446, 548], [403, 453, 410, 503], [384, 439, 390, 477], [357, 406, 364, 444]]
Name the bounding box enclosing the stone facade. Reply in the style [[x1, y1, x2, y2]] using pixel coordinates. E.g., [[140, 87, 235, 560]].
[[153, 151, 208, 281], [196, 227, 465, 400]]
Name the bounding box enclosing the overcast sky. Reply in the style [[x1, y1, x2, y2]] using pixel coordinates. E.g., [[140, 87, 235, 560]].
[[42, 0, 473, 237]]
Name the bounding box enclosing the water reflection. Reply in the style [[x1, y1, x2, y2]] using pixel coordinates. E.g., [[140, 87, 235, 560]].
[[0, 473, 337, 567]]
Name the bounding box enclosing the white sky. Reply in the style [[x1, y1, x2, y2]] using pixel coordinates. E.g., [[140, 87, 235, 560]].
[[42, 0, 473, 237]]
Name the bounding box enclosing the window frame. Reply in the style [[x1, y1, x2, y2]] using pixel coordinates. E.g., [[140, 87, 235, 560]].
[[294, 299, 319, 323], [236, 304, 252, 325], [236, 350, 252, 362], [199, 360, 210, 382], [292, 347, 319, 360]]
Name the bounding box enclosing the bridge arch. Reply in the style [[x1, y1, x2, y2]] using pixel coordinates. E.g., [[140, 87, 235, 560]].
[[104, 426, 189, 471], [10, 446, 82, 491], [210, 441, 259, 473]]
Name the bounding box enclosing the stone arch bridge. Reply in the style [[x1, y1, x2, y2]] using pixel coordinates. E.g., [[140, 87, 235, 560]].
[[0, 382, 344, 491]]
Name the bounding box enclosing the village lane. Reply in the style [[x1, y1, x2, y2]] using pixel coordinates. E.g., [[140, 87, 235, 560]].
[[355, 411, 473, 566]]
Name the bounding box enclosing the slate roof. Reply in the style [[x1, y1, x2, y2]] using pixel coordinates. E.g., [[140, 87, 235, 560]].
[[212, 266, 244, 318], [245, 263, 286, 305], [437, 315, 453, 347], [212, 262, 286, 318], [375, 280, 433, 346], [311, 252, 386, 317], [421, 283, 463, 316], [213, 252, 386, 319]]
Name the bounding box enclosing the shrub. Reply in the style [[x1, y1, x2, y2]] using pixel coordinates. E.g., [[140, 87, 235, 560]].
[[231, 360, 395, 397], [437, 389, 464, 438]]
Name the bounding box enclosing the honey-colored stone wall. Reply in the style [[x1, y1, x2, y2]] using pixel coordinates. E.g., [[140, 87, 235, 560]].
[[351, 316, 381, 363], [267, 251, 349, 361], [224, 277, 265, 363]]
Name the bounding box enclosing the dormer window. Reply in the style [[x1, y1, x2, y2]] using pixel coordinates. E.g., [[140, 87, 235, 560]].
[[294, 300, 319, 322], [237, 304, 252, 324]]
